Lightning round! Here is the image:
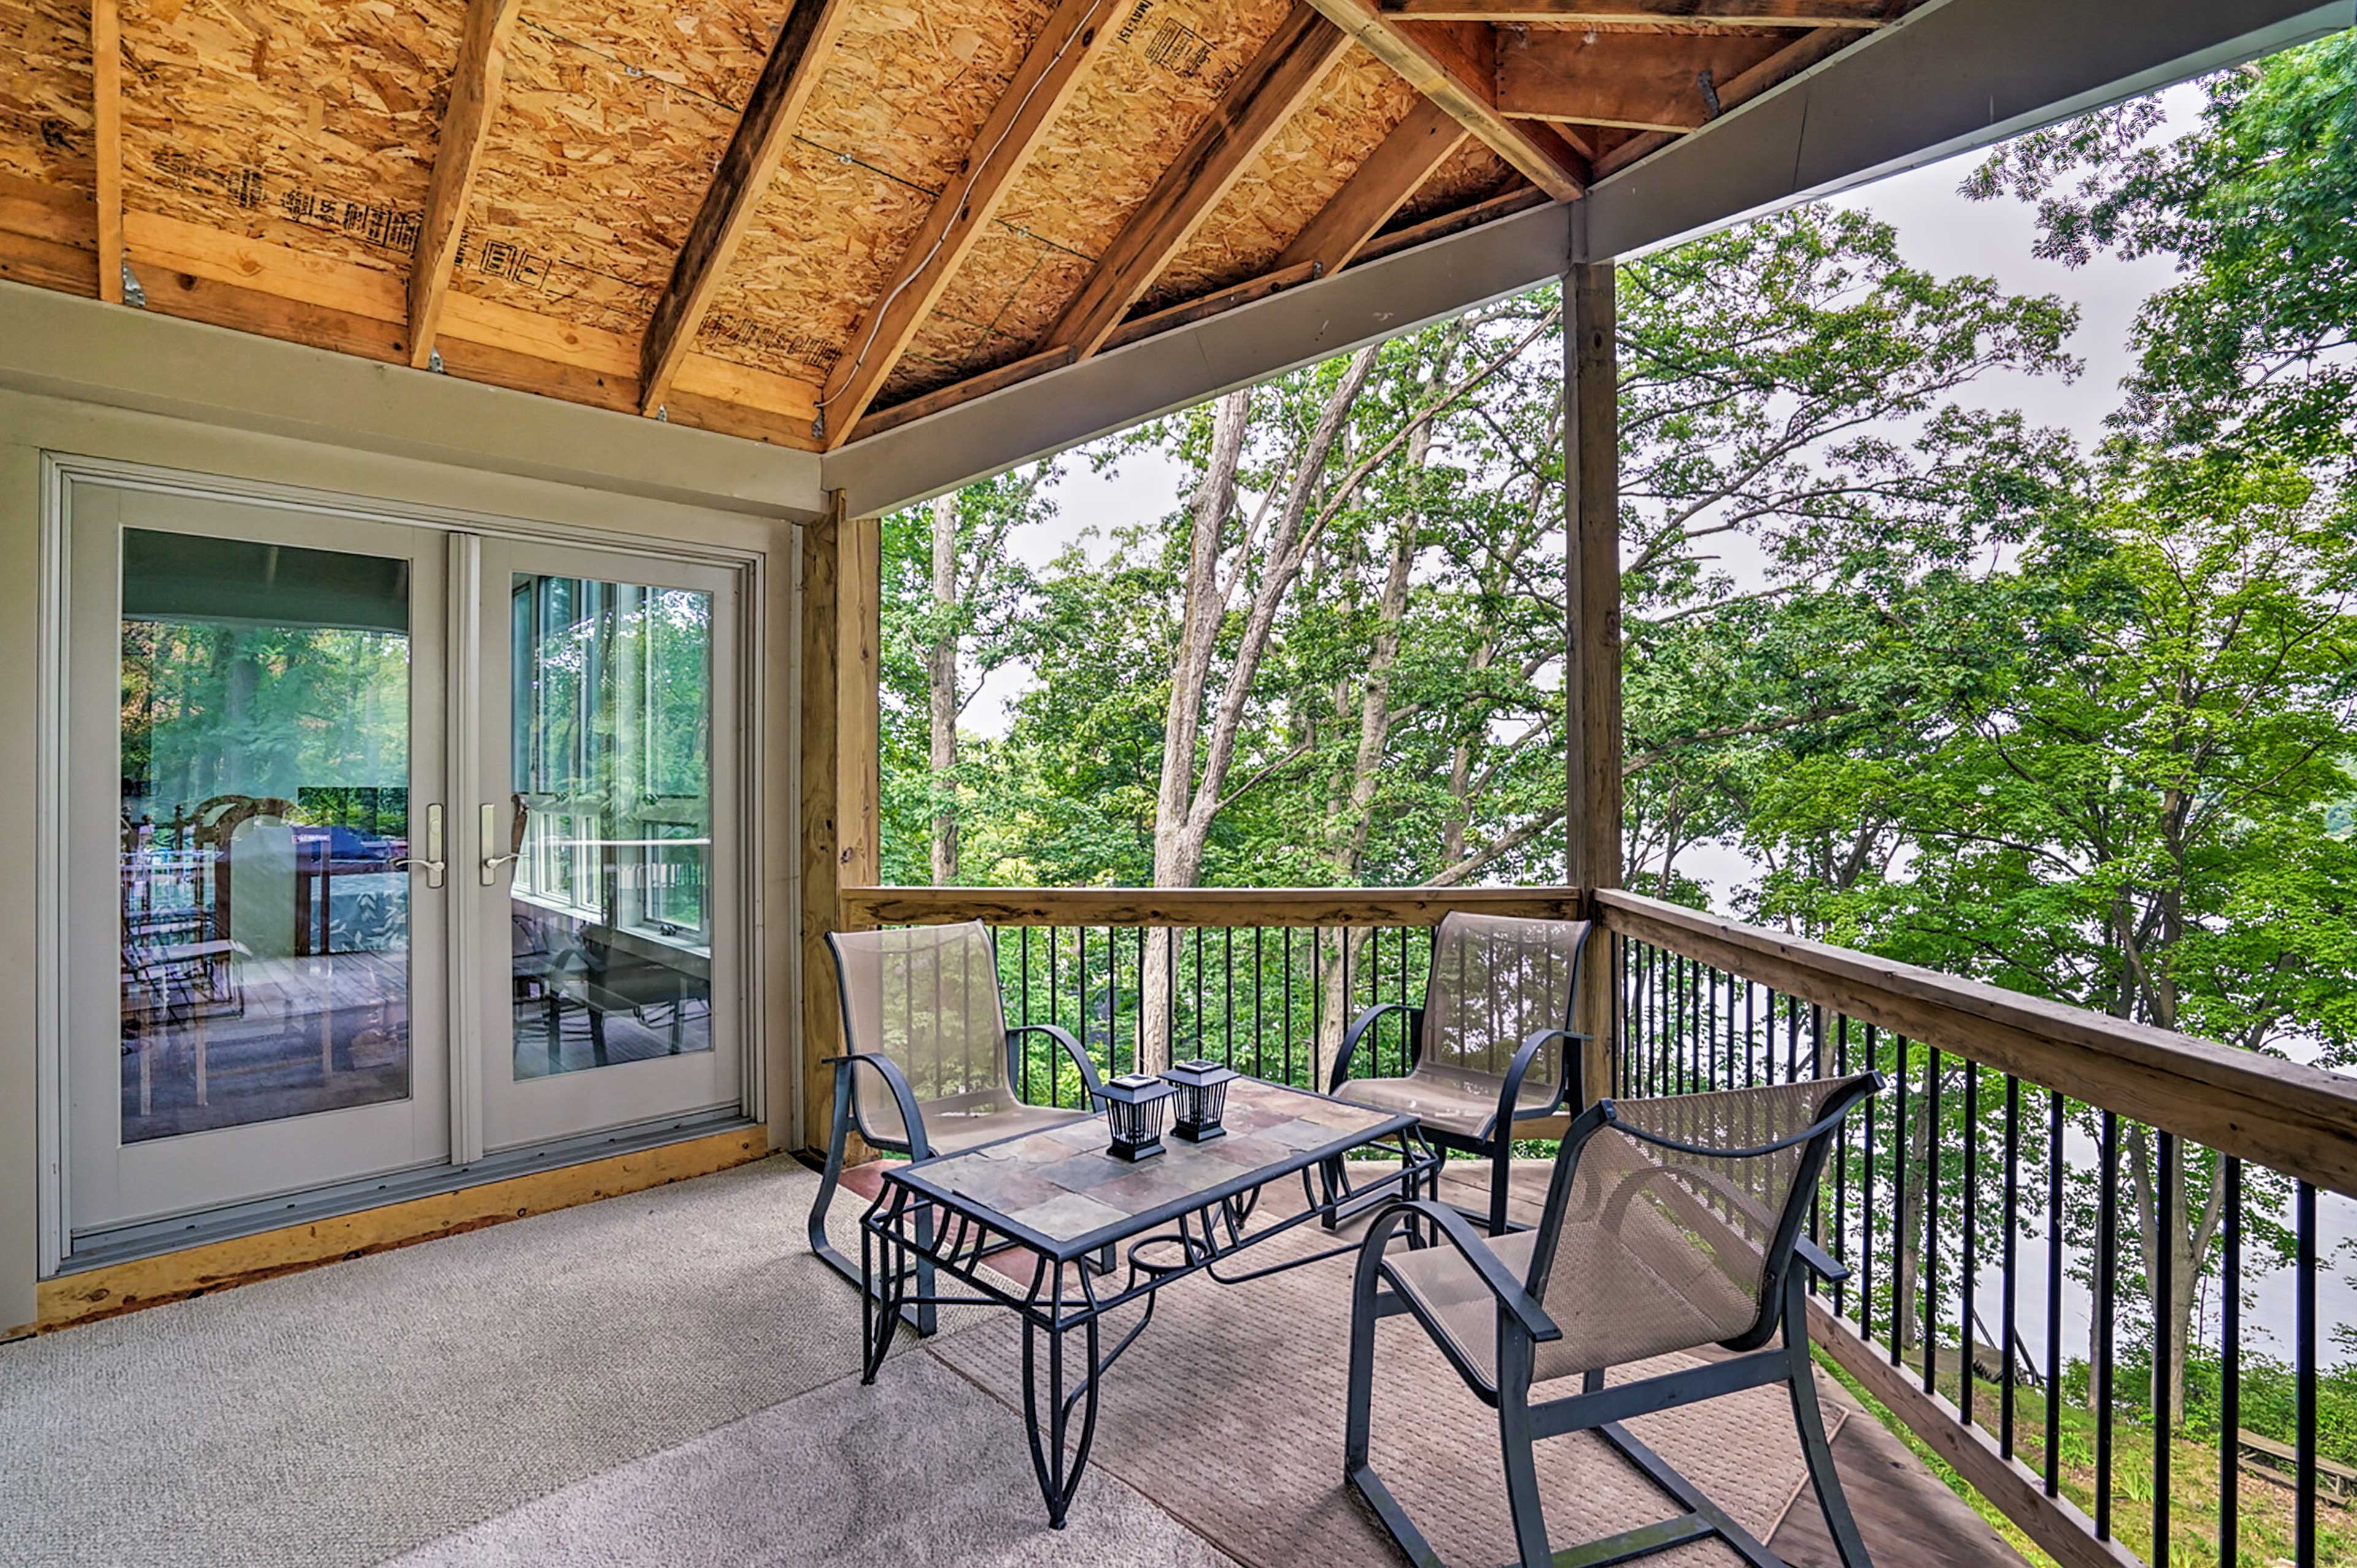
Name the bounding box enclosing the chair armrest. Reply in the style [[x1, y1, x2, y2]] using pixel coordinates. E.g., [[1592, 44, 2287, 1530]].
[[822, 1051, 932, 1161], [1796, 1237, 1850, 1283], [1498, 1027, 1587, 1129], [1367, 1198, 1560, 1343], [1331, 1002, 1422, 1093], [1006, 1023, 1102, 1102]]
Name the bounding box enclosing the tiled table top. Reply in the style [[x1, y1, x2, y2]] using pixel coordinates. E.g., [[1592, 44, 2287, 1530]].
[[886, 1078, 1411, 1259]]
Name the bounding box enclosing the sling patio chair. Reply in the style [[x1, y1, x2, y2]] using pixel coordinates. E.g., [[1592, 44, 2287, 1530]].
[[1327, 911, 1593, 1235], [807, 921, 1104, 1333], [1346, 1073, 1884, 1568]]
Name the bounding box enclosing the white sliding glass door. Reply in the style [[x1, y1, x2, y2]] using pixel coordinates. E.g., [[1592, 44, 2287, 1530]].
[[61, 473, 750, 1239]]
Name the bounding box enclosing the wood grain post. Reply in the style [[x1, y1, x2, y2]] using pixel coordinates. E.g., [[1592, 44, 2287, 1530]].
[[1565, 259, 1621, 1103], [799, 492, 881, 1154]]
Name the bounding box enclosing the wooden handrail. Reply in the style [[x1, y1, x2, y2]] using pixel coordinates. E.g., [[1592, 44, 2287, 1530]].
[[840, 886, 1589, 929], [1595, 887, 2357, 1201]]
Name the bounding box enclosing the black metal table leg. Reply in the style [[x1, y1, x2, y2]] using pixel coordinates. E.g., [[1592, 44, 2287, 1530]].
[[1020, 1261, 1104, 1529]]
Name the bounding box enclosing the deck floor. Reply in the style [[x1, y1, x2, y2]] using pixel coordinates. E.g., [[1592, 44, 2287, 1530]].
[[842, 1155, 2031, 1568], [1, 1151, 2029, 1567]]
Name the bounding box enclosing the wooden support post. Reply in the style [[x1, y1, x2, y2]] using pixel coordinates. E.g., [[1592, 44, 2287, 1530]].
[[91, 0, 122, 303], [799, 492, 881, 1153], [1565, 259, 1620, 1102]]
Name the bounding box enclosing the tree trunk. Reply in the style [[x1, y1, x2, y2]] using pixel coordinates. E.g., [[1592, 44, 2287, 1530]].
[[1139, 351, 1381, 1072], [927, 492, 959, 886]]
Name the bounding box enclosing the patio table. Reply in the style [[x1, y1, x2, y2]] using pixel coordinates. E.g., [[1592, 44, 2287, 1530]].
[[858, 1076, 1438, 1527]]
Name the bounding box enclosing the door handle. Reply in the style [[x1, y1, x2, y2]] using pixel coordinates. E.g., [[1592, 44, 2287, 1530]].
[[393, 803, 446, 889], [481, 798, 528, 886]]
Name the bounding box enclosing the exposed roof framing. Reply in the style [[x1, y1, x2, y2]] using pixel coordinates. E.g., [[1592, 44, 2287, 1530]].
[[408, 0, 524, 370], [1278, 98, 1471, 274], [1306, 0, 1590, 198], [1045, 4, 1355, 361], [813, 0, 1124, 446], [9, 0, 2306, 470], [638, 0, 857, 417]]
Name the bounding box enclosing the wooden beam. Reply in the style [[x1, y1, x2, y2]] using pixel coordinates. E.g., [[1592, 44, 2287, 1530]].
[[1590, 23, 1858, 176], [408, 0, 524, 368], [90, 0, 121, 303], [815, 0, 1121, 446], [641, 0, 856, 417], [1498, 28, 1790, 132], [1304, 0, 1587, 199], [1276, 98, 1468, 274], [1107, 260, 1321, 347], [1565, 260, 1619, 1102], [1045, 4, 1352, 361], [1379, 0, 1886, 23]]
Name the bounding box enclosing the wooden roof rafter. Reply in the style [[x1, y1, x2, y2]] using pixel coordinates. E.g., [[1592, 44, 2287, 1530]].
[[812, 0, 1126, 449], [1277, 97, 1472, 275], [638, 0, 858, 419], [1044, 3, 1357, 364], [408, 0, 525, 370], [1303, 0, 1590, 199]]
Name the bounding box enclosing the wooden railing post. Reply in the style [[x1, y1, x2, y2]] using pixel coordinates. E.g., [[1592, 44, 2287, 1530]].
[[799, 492, 881, 1154], [1565, 256, 1621, 1103]]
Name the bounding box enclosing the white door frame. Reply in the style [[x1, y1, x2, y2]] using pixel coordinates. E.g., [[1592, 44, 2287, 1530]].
[[37, 454, 768, 1261]]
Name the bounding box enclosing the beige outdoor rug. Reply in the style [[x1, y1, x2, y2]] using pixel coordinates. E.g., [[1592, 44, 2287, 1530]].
[[928, 1212, 1841, 1568]]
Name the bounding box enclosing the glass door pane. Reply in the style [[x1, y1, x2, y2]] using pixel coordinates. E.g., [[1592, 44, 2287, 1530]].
[[507, 573, 714, 1078], [476, 541, 739, 1151], [118, 530, 417, 1140]]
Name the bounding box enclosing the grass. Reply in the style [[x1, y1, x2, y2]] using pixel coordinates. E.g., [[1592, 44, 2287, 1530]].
[[1822, 1348, 2357, 1567]]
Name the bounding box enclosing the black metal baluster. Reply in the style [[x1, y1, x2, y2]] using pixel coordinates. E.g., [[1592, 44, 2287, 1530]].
[[1109, 927, 1121, 1077], [1253, 928, 1264, 1081], [2000, 1073, 2019, 1459], [1310, 926, 1323, 1085], [1048, 927, 1061, 1102], [1282, 927, 1293, 1086], [1861, 1024, 1878, 1335], [1922, 1043, 1940, 1393], [1164, 923, 1177, 1070], [2297, 1178, 2318, 1567], [1960, 1056, 1976, 1424], [1194, 927, 1204, 1060], [2095, 1108, 2116, 1540], [1744, 979, 1756, 1087], [2153, 1130, 2173, 1564], [1077, 925, 1090, 1092], [1891, 1033, 1908, 1365], [2221, 1156, 2241, 1564], [1020, 925, 1033, 1102], [2045, 1089, 2064, 1497], [1223, 928, 1234, 1070]]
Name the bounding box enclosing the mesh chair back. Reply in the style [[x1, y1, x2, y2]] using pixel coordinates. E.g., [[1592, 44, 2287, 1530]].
[[1533, 1075, 1876, 1359], [829, 922, 1011, 1146], [1417, 912, 1589, 1103]]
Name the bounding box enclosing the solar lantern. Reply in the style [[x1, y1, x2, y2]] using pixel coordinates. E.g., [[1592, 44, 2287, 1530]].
[[1095, 1073, 1177, 1163], [1159, 1059, 1239, 1143]]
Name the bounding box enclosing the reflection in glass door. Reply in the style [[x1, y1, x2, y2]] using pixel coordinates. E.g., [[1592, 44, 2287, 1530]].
[[476, 543, 739, 1151], [118, 530, 422, 1138], [68, 484, 451, 1232]]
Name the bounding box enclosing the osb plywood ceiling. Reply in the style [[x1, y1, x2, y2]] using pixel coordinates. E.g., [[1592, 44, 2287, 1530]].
[[0, 0, 1900, 452]]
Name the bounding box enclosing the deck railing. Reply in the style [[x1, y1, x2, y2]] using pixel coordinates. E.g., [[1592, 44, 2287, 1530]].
[[1598, 888, 2357, 1568], [835, 882, 2357, 1568]]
